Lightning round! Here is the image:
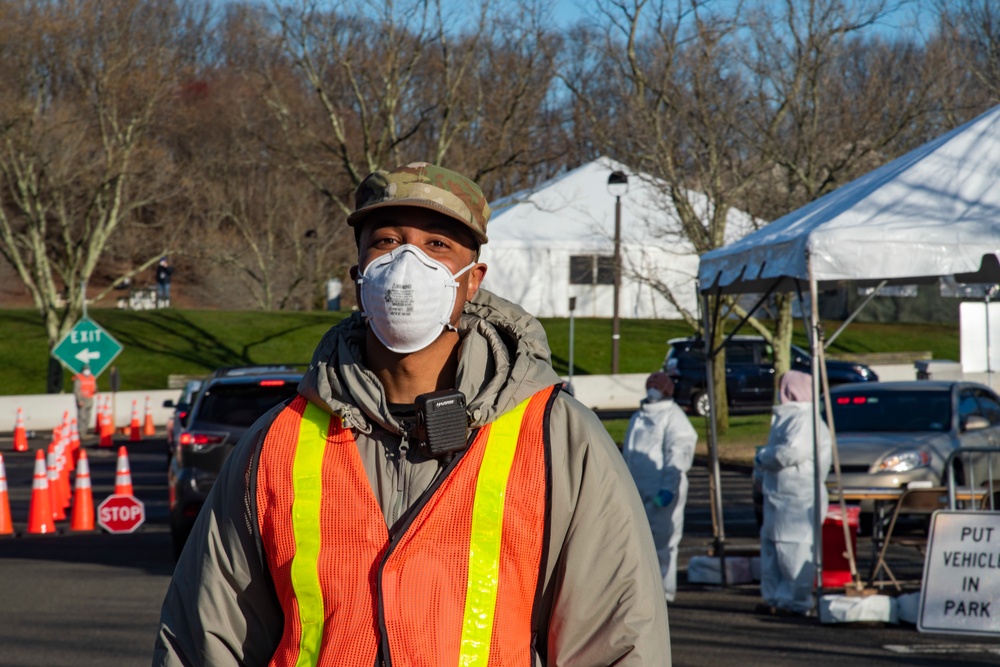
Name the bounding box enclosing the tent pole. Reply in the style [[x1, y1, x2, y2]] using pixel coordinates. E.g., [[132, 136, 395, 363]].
[[806, 267, 825, 594], [814, 317, 862, 592], [702, 291, 727, 585]]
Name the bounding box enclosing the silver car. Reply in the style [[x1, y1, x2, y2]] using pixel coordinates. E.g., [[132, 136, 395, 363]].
[[831, 381, 1000, 503], [753, 381, 1000, 526]]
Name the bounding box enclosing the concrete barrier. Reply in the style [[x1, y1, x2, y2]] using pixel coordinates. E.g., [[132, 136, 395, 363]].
[[562, 373, 646, 412], [0, 389, 180, 434]]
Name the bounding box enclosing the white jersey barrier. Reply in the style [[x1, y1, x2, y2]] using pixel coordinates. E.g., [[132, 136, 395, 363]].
[[0, 390, 180, 434]]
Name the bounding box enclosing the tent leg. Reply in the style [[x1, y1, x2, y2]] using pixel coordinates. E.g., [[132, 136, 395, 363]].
[[702, 292, 727, 585], [806, 270, 825, 592], [809, 270, 864, 591]]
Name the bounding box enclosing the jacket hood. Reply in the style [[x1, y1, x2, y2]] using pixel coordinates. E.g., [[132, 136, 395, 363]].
[[297, 288, 561, 435]]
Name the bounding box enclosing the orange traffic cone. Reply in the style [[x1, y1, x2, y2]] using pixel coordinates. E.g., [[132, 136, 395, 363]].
[[27, 449, 56, 534], [99, 397, 114, 448], [69, 418, 80, 459], [70, 450, 95, 532], [47, 446, 65, 521], [114, 445, 134, 496], [129, 400, 141, 442], [13, 407, 28, 452], [0, 453, 12, 536], [143, 395, 156, 437], [56, 429, 72, 512]]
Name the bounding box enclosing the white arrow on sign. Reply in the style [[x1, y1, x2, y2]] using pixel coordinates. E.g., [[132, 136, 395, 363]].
[[74, 348, 101, 364]]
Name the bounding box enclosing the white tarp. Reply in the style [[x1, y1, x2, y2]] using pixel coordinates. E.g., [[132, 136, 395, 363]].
[[481, 157, 758, 318], [699, 105, 1000, 294]]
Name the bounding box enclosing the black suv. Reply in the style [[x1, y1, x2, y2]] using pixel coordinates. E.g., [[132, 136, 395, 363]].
[[664, 336, 879, 416], [167, 365, 304, 557]]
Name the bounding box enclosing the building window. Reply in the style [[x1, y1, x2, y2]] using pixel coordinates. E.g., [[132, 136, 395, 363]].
[[570, 255, 615, 285]]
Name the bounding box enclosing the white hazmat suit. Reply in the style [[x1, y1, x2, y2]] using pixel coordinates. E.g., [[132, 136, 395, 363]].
[[622, 376, 698, 602], [757, 371, 832, 614]]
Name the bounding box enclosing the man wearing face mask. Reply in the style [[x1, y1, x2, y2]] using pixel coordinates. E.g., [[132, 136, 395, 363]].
[[622, 372, 698, 603], [153, 162, 670, 666]]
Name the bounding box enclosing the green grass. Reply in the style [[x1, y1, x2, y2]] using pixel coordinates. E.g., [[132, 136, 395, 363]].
[[2, 309, 350, 395]]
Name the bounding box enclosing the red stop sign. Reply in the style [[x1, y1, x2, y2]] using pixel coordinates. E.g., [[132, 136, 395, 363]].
[[97, 494, 145, 534]]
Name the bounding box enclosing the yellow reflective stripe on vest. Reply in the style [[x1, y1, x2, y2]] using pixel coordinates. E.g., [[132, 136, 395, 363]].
[[290, 401, 333, 667], [459, 396, 532, 666]]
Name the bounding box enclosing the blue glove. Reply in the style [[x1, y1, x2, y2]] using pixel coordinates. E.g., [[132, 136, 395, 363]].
[[653, 488, 674, 507]]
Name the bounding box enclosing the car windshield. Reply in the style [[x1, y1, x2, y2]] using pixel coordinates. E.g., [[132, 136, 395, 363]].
[[195, 382, 299, 427], [830, 390, 951, 433], [669, 343, 705, 362]]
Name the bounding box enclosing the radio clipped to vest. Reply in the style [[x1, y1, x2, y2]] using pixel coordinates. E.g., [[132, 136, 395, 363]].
[[414, 389, 469, 458]]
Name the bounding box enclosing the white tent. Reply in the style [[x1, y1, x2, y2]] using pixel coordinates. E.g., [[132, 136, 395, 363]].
[[695, 103, 1000, 588], [700, 106, 1000, 294], [480, 157, 757, 318]]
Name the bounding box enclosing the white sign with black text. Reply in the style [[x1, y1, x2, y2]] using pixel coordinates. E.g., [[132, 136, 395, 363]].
[[919, 510, 1000, 636]]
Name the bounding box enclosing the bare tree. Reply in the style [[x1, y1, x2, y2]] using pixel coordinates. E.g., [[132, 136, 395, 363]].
[[562, 0, 768, 431], [0, 0, 200, 391], [740, 0, 947, 383], [934, 0, 1000, 113]]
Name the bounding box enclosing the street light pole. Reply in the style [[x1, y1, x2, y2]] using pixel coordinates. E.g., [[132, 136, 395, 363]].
[[607, 170, 629, 374], [611, 194, 622, 374]]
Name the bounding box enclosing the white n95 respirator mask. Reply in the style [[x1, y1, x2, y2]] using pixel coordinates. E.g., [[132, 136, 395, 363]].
[[357, 245, 474, 354]]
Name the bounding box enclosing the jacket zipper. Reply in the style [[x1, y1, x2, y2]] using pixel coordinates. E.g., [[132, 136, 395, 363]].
[[391, 431, 409, 527]]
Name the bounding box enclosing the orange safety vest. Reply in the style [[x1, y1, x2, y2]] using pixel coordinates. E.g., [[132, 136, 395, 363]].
[[257, 388, 555, 667], [75, 373, 96, 399]]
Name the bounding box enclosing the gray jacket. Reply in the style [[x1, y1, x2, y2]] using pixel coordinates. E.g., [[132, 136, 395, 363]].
[[153, 289, 670, 666]]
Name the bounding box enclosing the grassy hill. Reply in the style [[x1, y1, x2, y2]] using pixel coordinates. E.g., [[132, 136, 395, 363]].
[[1, 307, 959, 395]]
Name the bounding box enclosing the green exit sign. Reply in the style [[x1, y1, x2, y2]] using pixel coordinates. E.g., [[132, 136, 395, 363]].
[[51, 318, 124, 376]]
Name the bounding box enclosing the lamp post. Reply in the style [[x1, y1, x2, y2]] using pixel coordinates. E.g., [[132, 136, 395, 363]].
[[607, 170, 629, 374]]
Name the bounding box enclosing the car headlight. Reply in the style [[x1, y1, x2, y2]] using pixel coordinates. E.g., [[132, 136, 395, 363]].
[[878, 450, 930, 473], [851, 365, 869, 378]]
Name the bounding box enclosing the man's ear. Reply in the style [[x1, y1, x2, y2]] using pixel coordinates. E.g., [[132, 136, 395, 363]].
[[466, 263, 487, 300]]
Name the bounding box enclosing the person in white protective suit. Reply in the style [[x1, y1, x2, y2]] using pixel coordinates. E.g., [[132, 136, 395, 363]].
[[757, 370, 832, 615], [622, 371, 698, 602]]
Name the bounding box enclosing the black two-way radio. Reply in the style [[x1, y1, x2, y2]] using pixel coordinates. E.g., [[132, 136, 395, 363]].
[[414, 389, 469, 457]]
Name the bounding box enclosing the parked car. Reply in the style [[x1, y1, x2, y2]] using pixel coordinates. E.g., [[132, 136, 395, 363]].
[[163, 379, 203, 462], [168, 365, 304, 558], [752, 381, 1000, 529], [664, 335, 879, 417]]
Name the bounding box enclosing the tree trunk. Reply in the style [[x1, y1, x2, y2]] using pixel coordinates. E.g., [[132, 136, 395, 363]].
[[771, 294, 795, 399], [710, 307, 730, 435]]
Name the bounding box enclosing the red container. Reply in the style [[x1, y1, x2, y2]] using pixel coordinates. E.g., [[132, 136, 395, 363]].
[[822, 504, 860, 587]]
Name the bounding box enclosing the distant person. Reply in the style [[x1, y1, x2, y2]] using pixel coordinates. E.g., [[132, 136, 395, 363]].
[[155, 257, 174, 307], [622, 371, 698, 603], [73, 365, 96, 433], [756, 370, 832, 616]]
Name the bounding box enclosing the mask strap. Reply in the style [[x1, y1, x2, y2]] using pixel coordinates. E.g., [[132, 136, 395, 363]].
[[440, 261, 477, 329], [452, 262, 479, 285]]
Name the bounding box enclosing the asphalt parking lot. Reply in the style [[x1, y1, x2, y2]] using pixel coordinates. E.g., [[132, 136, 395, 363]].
[[0, 435, 999, 666]]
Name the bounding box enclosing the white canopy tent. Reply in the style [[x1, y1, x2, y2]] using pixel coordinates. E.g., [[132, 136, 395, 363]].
[[480, 157, 757, 319], [696, 103, 1000, 587]]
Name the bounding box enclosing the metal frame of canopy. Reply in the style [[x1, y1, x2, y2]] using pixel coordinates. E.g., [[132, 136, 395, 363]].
[[698, 252, 1000, 590]]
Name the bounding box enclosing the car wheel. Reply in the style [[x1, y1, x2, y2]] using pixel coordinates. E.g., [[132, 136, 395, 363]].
[[691, 391, 711, 417]]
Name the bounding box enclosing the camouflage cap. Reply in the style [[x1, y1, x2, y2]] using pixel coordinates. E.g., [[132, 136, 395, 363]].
[[347, 162, 491, 245]]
